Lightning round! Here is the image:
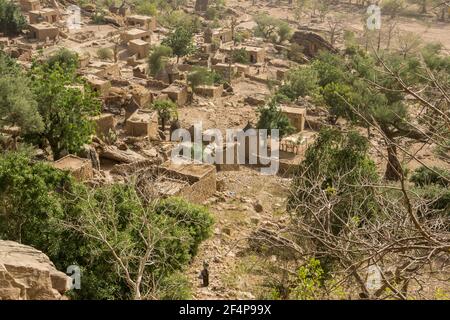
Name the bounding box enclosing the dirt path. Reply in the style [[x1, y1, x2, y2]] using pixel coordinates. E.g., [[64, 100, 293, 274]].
[[187, 167, 290, 299]]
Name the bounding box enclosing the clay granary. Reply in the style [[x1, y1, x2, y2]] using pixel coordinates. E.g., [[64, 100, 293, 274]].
[[126, 15, 157, 31], [85, 75, 111, 97], [52, 155, 93, 181], [29, 8, 59, 24]]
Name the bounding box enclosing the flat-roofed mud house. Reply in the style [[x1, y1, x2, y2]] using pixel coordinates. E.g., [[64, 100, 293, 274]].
[[125, 110, 159, 139], [28, 23, 59, 41], [159, 161, 217, 204], [29, 8, 59, 24], [52, 155, 93, 181], [90, 113, 116, 139], [126, 15, 157, 31], [121, 28, 151, 44], [161, 82, 188, 106], [205, 28, 233, 44], [20, 0, 41, 12], [128, 39, 150, 59], [194, 84, 223, 99], [281, 106, 306, 132]]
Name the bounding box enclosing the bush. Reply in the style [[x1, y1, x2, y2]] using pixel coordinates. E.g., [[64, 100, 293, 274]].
[[232, 48, 250, 64], [97, 48, 113, 61], [154, 197, 214, 256], [410, 166, 450, 187], [0, 0, 26, 36], [45, 48, 79, 71]]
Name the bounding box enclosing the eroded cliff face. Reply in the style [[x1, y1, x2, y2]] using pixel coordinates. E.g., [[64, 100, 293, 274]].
[[0, 240, 71, 300]]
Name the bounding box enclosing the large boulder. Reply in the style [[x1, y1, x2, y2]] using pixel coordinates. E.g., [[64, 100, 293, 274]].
[[0, 240, 71, 300]]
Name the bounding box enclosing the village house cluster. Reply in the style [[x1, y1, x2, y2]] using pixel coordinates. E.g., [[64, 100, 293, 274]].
[[1, 0, 336, 204]]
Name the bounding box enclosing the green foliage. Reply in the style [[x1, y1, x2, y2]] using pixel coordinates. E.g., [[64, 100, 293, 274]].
[[292, 259, 324, 300], [231, 48, 250, 64], [0, 151, 72, 250], [162, 26, 195, 61], [288, 129, 379, 231], [0, 151, 213, 299], [256, 101, 295, 138], [0, 50, 21, 76], [157, 272, 192, 300], [92, 11, 106, 24], [410, 166, 450, 187], [148, 45, 173, 76], [154, 197, 214, 256], [97, 47, 114, 60], [278, 66, 319, 101], [152, 99, 178, 131], [0, 0, 26, 36], [28, 64, 100, 159], [45, 48, 79, 71], [158, 10, 201, 34], [253, 13, 292, 43], [0, 76, 43, 135], [187, 66, 216, 91]]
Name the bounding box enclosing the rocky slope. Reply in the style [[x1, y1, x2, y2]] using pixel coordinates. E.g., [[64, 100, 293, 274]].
[[0, 240, 71, 300]]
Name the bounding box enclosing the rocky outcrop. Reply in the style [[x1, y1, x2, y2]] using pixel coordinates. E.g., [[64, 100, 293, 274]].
[[0, 240, 71, 300]]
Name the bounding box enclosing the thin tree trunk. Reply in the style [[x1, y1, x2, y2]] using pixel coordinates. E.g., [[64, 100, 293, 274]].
[[385, 143, 402, 181]]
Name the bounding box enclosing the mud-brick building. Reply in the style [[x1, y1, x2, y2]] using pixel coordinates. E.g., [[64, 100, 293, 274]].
[[204, 28, 233, 44], [159, 161, 217, 204], [52, 155, 93, 181], [28, 23, 59, 41], [121, 28, 151, 44], [20, 0, 41, 12], [162, 82, 188, 106], [194, 84, 223, 99], [125, 110, 159, 139], [128, 39, 150, 59], [29, 8, 59, 24], [90, 113, 116, 139], [126, 15, 157, 31], [281, 106, 306, 132]]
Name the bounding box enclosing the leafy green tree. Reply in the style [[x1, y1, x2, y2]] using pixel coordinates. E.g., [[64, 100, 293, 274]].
[[152, 99, 178, 132], [187, 66, 215, 91], [278, 66, 319, 101], [154, 197, 214, 256], [148, 45, 173, 76], [288, 128, 379, 231], [231, 48, 250, 64], [256, 101, 295, 138], [0, 0, 26, 36], [0, 150, 71, 249], [277, 21, 293, 43], [28, 64, 100, 159], [0, 76, 43, 146], [162, 26, 195, 62], [45, 48, 79, 71]]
